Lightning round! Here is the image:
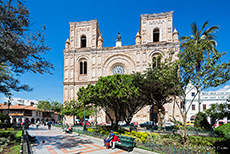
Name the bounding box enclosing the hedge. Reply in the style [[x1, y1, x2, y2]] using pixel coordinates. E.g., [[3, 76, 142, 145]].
[[15, 130, 22, 143], [214, 122, 230, 139]]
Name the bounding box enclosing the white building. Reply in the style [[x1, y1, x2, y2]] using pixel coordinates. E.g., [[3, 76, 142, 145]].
[[185, 85, 230, 124], [0, 103, 59, 124]]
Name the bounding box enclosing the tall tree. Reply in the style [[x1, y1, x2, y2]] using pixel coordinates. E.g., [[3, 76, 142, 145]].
[[180, 21, 219, 112], [37, 100, 63, 113], [141, 54, 179, 128], [51, 101, 63, 113], [171, 21, 230, 143], [0, 0, 53, 96], [37, 100, 51, 111], [205, 103, 230, 126], [79, 75, 141, 130], [62, 99, 94, 122]]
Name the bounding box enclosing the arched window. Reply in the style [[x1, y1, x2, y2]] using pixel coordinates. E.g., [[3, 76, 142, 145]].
[[81, 35, 86, 48], [153, 28, 159, 42], [152, 57, 157, 69], [84, 61, 87, 74], [80, 62, 83, 74], [190, 115, 196, 121], [79, 59, 87, 75], [152, 56, 161, 69]]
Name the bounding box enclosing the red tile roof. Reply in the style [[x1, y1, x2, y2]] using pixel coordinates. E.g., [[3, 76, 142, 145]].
[[0, 104, 37, 110]]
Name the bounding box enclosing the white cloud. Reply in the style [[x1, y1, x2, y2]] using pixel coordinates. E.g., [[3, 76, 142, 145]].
[[215, 85, 230, 92]]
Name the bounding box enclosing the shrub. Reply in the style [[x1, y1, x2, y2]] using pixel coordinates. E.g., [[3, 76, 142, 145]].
[[96, 128, 109, 135], [186, 126, 195, 130], [188, 136, 225, 147], [15, 131, 22, 143], [194, 112, 212, 130], [174, 120, 182, 125], [87, 128, 95, 133], [215, 123, 230, 139], [0, 131, 14, 138]]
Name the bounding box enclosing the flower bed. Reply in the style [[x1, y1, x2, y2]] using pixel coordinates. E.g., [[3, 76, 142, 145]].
[[77, 127, 228, 153]]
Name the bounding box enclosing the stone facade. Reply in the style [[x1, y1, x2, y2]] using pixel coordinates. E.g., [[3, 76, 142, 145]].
[[63, 11, 181, 125]]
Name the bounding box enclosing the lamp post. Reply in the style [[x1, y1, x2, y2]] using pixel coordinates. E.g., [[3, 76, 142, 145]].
[[94, 106, 97, 127], [83, 104, 86, 131], [50, 104, 52, 121], [7, 97, 13, 123]]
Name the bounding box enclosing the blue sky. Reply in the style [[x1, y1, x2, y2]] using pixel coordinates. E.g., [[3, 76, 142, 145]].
[[0, 0, 230, 104]]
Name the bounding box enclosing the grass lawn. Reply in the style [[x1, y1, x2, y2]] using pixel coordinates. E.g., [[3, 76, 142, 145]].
[[8, 144, 20, 154]]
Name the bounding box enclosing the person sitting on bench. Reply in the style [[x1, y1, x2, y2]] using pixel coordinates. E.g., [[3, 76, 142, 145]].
[[104, 130, 115, 147], [104, 130, 119, 149], [110, 132, 119, 149], [65, 125, 72, 134]]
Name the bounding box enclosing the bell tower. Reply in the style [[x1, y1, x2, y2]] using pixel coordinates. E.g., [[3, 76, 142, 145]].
[[140, 11, 174, 44], [69, 19, 102, 49]]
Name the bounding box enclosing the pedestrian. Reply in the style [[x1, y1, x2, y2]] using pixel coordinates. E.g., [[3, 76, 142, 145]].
[[65, 125, 72, 134], [48, 121, 52, 130], [36, 121, 39, 129]]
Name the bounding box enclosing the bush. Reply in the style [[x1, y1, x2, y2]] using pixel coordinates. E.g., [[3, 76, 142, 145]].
[[174, 120, 182, 125], [87, 128, 94, 133], [0, 131, 15, 138], [0, 123, 13, 128], [215, 123, 230, 139], [0, 113, 10, 123], [15, 131, 22, 143], [187, 126, 196, 130], [188, 136, 225, 147], [194, 112, 212, 130]]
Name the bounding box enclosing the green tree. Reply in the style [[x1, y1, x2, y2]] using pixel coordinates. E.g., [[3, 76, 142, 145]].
[[37, 100, 51, 111], [205, 103, 230, 126], [80, 74, 140, 130], [171, 21, 230, 143], [37, 100, 62, 113], [0, 63, 30, 94], [0, 0, 53, 96], [0, 113, 10, 123], [62, 99, 94, 124], [180, 21, 220, 112], [51, 101, 63, 113], [141, 54, 179, 128], [127, 73, 148, 125], [194, 112, 212, 130]]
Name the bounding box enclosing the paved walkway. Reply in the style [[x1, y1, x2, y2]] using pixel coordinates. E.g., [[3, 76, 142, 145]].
[[27, 125, 156, 154]]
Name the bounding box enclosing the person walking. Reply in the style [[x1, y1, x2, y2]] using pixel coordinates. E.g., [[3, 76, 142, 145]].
[[36, 121, 39, 129], [48, 121, 52, 130]]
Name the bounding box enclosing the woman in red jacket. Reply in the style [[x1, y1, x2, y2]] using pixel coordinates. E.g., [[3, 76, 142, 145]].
[[110, 131, 119, 149]]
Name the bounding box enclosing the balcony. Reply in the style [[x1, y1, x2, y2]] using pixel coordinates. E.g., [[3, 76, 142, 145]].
[[9, 113, 23, 116]]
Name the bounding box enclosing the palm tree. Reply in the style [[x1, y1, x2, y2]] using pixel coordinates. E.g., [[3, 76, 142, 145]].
[[180, 21, 219, 112]]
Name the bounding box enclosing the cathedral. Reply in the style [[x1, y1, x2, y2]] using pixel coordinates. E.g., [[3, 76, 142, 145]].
[[63, 11, 181, 125]]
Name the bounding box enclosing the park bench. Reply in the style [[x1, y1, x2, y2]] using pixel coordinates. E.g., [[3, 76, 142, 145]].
[[115, 135, 136, 152]]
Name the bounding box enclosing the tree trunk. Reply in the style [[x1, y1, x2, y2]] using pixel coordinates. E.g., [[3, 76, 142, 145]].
[[198, 85, 201, 113], [114, 110, 119, 131], [105, 110, 113, 126], [183, 114, 189, 144]]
